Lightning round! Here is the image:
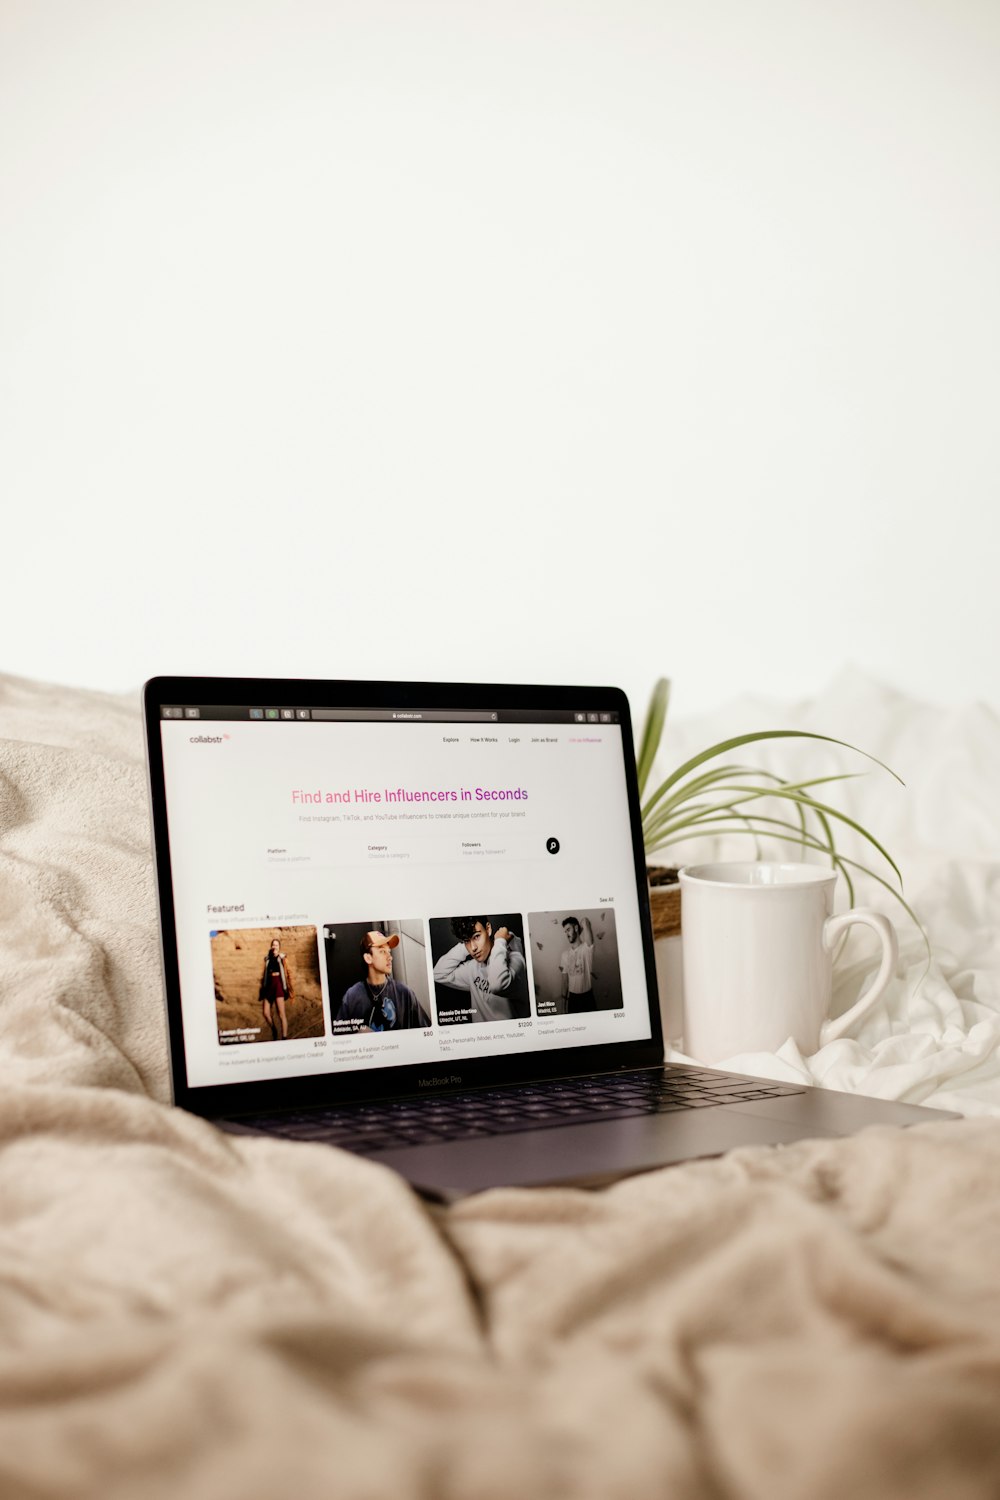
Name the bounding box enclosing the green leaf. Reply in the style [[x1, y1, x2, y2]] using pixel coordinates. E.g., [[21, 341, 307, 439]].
[[759, 789, 902, 888], [641, 730, 903, 823], [641, 764, 789, 840], [810, 803, 852, 902], [642, 773, 866, 847], [649, 762, 792, 821], [644, 819, 831, 858], [653, 782, 903, 889], [636, 677, 671, 798]]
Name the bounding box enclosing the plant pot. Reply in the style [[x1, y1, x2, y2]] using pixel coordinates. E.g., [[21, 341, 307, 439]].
[[648, 870, 681, 938], [647, 867, 683, 1049]]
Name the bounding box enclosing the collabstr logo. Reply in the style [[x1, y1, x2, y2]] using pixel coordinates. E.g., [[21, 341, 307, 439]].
[[189, 733, 231, 744]]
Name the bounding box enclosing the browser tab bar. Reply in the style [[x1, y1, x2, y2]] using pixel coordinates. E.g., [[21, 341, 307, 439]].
[[160, 704, 618, 725]]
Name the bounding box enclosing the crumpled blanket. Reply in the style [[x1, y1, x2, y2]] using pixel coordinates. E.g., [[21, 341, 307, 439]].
[[2, 669, 1000, 1500]]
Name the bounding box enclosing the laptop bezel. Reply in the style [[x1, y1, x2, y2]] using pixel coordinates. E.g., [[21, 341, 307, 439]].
[[143, 675, 665, 1118]]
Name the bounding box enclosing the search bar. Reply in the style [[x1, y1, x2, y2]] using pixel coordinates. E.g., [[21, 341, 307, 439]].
[[310, 709, 499, 722]]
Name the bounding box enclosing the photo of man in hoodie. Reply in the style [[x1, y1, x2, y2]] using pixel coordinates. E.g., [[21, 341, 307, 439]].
[[431, 913, 530, 1024]]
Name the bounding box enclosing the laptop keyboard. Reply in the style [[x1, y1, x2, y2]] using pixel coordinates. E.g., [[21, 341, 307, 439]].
[[235, 1068, 806, 1156]]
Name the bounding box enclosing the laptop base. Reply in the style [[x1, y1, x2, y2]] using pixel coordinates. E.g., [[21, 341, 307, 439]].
[[218, 1064, 959, 1202]]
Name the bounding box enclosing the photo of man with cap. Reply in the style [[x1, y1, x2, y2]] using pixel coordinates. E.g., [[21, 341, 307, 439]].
[[334, 928, 431, 1033]]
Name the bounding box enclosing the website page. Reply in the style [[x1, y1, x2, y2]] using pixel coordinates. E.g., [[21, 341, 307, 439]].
[[159, 704, 652, 1089]]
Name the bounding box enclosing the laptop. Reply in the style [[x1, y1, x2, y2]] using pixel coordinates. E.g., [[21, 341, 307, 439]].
[[143, 676, 957, 1201]]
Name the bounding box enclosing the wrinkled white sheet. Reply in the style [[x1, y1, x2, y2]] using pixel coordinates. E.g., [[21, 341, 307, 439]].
[[655, 667, 1000, 1114]]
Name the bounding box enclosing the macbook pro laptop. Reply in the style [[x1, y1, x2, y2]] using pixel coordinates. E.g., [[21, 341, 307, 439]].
[[144, 676, 956, 1201]]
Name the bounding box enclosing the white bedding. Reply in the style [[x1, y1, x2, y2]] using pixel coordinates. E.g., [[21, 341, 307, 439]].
[[655, 667, 1000, 1116], [2, 668, 1000, 1499]]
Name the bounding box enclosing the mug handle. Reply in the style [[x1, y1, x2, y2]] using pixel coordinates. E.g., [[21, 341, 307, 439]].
[[819, 909, 898, 1045]]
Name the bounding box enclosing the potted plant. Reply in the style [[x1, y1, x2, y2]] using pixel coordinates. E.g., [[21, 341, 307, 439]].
[[637, 676, 922, 951]]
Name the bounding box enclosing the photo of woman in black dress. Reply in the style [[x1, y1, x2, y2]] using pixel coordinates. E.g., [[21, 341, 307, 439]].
[[259, 938, 294, 1041]]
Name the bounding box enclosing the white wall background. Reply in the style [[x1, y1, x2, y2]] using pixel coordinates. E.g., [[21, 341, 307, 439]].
[[2, 0, 998, 721]]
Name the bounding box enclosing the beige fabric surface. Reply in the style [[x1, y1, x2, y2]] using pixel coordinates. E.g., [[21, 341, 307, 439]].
[[2, 672, 1000, 1500]]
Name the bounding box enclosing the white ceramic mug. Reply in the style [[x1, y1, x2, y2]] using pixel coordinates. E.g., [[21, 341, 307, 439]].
[[678, 862, 898, 1062]]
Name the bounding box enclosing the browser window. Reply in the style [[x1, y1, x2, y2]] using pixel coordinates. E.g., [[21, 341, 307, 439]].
[[159, 704, 652, 1089]]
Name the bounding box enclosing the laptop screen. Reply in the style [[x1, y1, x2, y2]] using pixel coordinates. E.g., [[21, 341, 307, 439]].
[[152, 686, 656, 1099]]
